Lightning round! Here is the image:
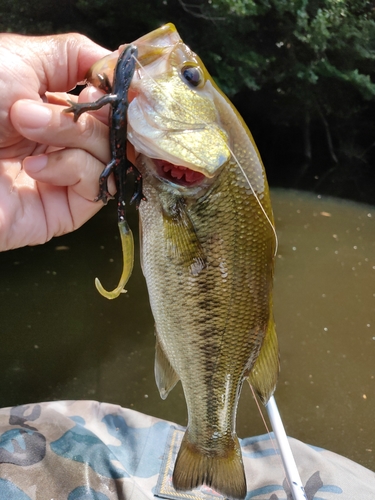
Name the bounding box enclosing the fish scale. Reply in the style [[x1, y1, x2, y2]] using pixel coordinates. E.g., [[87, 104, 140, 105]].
[[137, 153, 275, 498]]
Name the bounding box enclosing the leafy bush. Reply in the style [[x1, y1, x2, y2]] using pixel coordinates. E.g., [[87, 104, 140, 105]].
[[2, 0, 375, 201]]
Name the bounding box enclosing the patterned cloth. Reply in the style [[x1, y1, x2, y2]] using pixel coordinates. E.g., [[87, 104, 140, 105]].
[[0, 401, 374, 499]]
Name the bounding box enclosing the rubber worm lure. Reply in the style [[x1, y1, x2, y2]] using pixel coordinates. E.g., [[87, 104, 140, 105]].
[[64, 45, 140, 299]]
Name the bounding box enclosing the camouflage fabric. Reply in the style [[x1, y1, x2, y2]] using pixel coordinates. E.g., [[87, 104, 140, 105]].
[[0, 401, 374, 499]]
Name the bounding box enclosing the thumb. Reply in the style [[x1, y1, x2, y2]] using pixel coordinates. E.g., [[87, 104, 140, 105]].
[[29, 33, 111, 94]]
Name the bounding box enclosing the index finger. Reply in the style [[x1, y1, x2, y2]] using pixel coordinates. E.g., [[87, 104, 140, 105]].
[[11, 99, 110, 164]]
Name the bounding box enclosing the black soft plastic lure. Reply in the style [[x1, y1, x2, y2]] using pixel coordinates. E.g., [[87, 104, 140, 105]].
[[64, 44, 140, 299]]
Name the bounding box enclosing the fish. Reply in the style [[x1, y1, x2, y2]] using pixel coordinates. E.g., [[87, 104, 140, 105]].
[[129, 25, 280, 499], [70, 23, 280, 500]]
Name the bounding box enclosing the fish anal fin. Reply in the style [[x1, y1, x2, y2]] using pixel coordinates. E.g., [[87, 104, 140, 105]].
[[173, 431, 247, 500], [155, 336, 179, 400], [248, 317, 279, 405]]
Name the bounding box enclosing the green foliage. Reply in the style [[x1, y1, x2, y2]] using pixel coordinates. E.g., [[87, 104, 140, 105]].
[[0, 0, 58, 34], [201, 1, 375, 103], [2, 0, 375, 200], [3, 0, 374, 112], [189, 0, 375, 201]]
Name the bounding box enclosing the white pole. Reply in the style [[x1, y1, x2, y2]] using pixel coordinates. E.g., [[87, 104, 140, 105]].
[[266, 396, 307, 500]]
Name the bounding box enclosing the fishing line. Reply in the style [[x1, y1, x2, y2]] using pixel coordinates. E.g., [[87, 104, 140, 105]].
[[249, 384, 289, 482], [249, 384, 276, 447], [131, 53, 278, 256], [226, 144, 278, 256], [250, 385, 307, 500]]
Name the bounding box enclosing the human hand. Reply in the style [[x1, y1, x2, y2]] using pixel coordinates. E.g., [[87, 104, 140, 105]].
[[0, 32, 113, 251]]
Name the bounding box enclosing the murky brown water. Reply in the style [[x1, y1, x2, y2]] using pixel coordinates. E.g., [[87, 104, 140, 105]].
[[0, 189, 374, 470]]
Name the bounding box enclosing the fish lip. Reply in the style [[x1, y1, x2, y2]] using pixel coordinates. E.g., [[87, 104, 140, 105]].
[[151, 158, 210, 187]]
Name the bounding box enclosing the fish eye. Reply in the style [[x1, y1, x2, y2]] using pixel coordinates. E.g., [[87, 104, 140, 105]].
[[181, 64, 204, 88]]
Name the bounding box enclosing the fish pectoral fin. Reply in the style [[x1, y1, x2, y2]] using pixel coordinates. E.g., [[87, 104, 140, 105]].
[[248, 318, 279, 405], [155, 336, 179, 400], [164, 198, 206, 276], [173, 431, 247, 500]]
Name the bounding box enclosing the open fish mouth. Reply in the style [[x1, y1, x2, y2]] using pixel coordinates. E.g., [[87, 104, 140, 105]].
[[153, 159, 207, 186]]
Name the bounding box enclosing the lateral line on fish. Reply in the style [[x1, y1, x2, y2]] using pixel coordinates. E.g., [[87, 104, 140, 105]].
[[131, 53, 278, 256]]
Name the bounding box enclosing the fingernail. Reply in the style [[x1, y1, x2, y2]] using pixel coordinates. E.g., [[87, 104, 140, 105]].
[[24, 154, 48, 173], [16, 101, 52, 129]]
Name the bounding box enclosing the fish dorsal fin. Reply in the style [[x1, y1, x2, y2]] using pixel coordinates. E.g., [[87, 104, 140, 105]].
[[163, 197, 206, 276], [155, 335, 179, 400], [248, 318, 279, 405]]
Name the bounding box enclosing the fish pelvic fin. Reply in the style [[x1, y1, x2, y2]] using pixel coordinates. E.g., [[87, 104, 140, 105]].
[[173, 431, 247, 500], [155, 335, 179, 399], [248, 317, 279, 405]]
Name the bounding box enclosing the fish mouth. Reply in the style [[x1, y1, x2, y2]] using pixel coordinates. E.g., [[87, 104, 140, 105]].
[[153, 159, 207, 186]]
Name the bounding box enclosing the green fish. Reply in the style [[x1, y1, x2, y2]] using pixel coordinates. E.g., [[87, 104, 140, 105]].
[[86, 23, 280, 500]]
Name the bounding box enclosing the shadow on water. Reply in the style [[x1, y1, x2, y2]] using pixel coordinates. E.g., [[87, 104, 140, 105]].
[[0, 189, 374, 470]]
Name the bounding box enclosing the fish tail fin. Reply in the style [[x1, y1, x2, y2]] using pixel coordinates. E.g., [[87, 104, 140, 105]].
[[173, 431, 247, 500]]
